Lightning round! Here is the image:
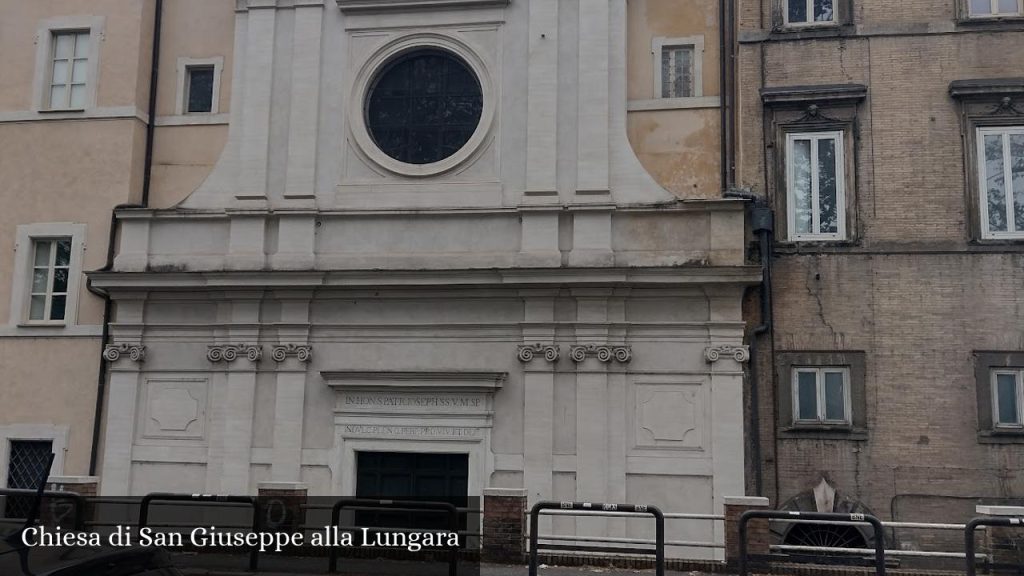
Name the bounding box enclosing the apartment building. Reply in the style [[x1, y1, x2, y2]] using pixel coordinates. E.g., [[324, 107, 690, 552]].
[[736, 0, 1024, 551], [0, 0, 233, 503]]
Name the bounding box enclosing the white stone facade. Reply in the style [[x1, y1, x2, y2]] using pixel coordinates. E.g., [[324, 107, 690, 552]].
[[91, 0, 756, 555]]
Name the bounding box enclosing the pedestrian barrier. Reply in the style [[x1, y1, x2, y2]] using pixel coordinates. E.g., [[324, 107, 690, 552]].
[[965, 515, 1024, 576], [528, 501, 665, 576], [0, 488, 85, 530], [739, 510, 886, 576], [327, 497, 460, 576], [138, 493, 260, 571]]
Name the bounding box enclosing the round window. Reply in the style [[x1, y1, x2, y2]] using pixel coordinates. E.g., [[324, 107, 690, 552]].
[[365, 49, 484, 166]]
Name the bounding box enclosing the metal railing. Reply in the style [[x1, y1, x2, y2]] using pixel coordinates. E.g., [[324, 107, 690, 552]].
[[529, 501, 665, 576], [740, 510, 887, 576], [138, 493, 260, 571], [965, 515, 1024, 576], [327, 498, 460, 576]]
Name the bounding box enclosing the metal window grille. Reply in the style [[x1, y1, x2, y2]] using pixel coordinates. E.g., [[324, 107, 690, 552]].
[[5, 440, 53, 519]]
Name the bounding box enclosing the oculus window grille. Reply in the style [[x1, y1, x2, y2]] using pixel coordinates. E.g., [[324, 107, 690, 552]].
[[365, 49, 483, 165]]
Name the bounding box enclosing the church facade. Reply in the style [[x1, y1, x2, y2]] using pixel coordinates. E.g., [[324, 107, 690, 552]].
[[88, 0, 753, 553]]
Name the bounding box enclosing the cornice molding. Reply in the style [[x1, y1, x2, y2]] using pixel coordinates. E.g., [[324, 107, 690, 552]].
[[761, 83, 868, 107], [322, 370, 506, 392], [336, 0, 509, 12]]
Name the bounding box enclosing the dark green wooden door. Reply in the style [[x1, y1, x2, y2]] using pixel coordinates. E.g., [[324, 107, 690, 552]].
[[355, 451, 468, 529]]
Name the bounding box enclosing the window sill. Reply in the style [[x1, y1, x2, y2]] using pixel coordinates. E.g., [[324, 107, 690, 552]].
[[775, 240, 859, 252], [978, 429, 1024, 444], [155, 113, 230, 127], [627, 97, 721, 112], [2, 324, 102, 338], [958, 15, 1024, 25], [779, 426, 868, 441], [769, 23, 849, 40]]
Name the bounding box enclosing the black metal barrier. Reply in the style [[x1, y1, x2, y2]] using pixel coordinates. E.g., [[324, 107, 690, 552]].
[[138, 493, 260, 571], [528, 501, 665, 576], [965, 516, 1024, 576], [0, 488, 85, 530], [328, 497, 459, 576], [739, 510, 886, 576]]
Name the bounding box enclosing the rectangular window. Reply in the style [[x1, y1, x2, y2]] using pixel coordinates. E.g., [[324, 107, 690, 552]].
[[49, 31, 90, 110], [992, 370, 1024, 428], [977, 127, 1024, 239], [968, 0, 1023, 16], [660, 46, 694, 99], [28, 238, 72, 323], [786, 131, 846, 241], [792, 367, 851, 425], [185, 66, 215, 114], [786, 0, 835, 25], [5, 439, 53, 518]]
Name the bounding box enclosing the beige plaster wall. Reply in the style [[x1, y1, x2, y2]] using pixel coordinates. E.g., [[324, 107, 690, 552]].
[[626, 0, 723, 199], [0, 0, 150, 112], [148, 0, 234, 208]]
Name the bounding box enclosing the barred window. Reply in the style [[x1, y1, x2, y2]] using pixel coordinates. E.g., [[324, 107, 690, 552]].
[[365, 49, 483, 166], [661, 46, 694, 99]]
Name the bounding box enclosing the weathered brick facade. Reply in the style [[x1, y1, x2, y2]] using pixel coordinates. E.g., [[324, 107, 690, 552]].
[[736, 0, 1024, 555], [481, 488, 526, 564]]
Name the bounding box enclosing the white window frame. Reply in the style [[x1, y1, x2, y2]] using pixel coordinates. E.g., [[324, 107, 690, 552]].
[[977, 126, 1024, 239], [9, 223, 86, 327], [0, 424, 67, 490], [783, 0, 838, 27], [652, 36, 704, 100], [967, 0, 1024, 17], [786, 131, 847, 241], [31, 16, 104, 112], [792, 367, 852, 425], [991, 369, 1024, 429], [174, 56, 224, 116]]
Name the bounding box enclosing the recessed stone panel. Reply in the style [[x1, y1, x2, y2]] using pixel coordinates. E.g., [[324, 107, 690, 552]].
[[633, 383, 704, 451], [140, 378, 209, 441]]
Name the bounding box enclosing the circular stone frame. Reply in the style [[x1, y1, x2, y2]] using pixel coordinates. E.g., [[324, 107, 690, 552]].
[[350, 34, 496, 178]]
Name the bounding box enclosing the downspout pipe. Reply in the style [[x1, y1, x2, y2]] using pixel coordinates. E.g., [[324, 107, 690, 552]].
[[720, 0, 736, 189], [87, 0, 162, 477], [725, 189, 774, 497]]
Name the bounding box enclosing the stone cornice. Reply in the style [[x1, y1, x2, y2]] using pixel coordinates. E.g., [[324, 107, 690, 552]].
[[761, 84, 868, 107], [89, 266, 763, 291], [336, 0, 509, 12], [322, 370, 506, 392]]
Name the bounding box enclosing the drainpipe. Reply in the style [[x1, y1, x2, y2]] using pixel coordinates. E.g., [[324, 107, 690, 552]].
[[720, 0, 736, 188], [87, 0, 162, 476], [725, 189, 774, 497]]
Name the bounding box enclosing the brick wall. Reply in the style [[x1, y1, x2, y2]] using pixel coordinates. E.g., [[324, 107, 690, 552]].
[[737, 0, 1024, 536], [481, 488, 526, 564]]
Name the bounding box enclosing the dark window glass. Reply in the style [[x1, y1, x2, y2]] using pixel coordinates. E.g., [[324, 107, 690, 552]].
[[187, 66, 215, 113], [789, 0, 808, 22], [366, 50, 483, 165], [5, 440, 53, 519]]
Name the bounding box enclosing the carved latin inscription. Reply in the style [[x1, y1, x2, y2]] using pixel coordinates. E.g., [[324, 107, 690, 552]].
[[344, 425, 481, 439]]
